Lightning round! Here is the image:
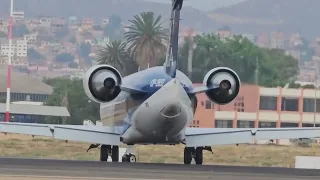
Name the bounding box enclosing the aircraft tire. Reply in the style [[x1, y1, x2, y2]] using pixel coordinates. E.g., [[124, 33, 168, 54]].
[[122, 154, 136, 163], [183, 147, 193, 164], [100, 145, 110, 161], [111, 146, 119, 162], [194, 147, 203, 165]]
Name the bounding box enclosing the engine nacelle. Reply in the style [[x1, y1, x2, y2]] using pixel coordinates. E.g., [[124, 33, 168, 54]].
[[83, 65, 122, 103], [203, 67, 241, 105]]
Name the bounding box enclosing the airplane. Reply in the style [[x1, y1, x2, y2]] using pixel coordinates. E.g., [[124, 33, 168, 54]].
[[1, 0, 320, 165]]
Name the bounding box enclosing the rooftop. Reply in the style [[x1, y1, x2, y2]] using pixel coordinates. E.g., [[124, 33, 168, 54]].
[[0, 65, 53, 94], [0, 103, 70, 117]]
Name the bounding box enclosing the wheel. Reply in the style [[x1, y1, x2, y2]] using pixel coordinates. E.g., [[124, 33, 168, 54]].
[[194, 147, 203, 165], [111, 146, 119, 162], [122, 154, 136, 163], [184, 147, 193, 164], [128, 154, 136, 162], [100, 145, 111, 161]]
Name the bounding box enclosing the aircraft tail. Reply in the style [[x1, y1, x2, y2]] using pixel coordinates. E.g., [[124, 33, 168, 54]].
[[164, 0, 183, 78]]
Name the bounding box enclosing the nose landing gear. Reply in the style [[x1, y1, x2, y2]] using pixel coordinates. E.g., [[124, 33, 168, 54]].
[[121, 145, 137, 163]]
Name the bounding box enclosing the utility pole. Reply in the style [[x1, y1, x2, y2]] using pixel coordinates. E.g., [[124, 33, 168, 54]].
[[314, 73, 317, 127], [255, 56, 259, 85], [5, 0, 14, 122], [187, 29, 194, 79]]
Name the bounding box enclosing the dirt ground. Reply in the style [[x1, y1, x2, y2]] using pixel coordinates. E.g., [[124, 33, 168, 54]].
[[0, 134, 319, 167]]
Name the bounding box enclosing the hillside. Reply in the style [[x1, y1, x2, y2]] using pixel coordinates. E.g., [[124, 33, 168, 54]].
[[208, 0, 320, 39], [0, 0, 215, 33]]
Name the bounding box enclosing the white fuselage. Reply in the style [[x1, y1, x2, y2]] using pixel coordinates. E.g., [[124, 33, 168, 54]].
[[102, 78, 194, 145]]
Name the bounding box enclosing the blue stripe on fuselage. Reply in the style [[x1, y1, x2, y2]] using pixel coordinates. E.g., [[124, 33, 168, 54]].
[[116, 66, 194, 135]]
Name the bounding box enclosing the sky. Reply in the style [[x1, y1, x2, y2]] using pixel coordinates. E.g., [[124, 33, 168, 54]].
[[144, 0, 246, 11]]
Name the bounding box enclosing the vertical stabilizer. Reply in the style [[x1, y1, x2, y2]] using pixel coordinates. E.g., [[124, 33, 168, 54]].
[[164, 0, 183, 78]]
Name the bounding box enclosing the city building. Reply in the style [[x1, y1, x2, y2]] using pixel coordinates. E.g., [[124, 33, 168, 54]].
[[270, 31, 286, 49], [0, 39, 28, 57], [193, 84, 320, 144], [215, 26, 232, 40], [256, 32, 269, 48], [39, 16, 53, 28], [81, 19, 93, 30], [23, 33, 37, 43]]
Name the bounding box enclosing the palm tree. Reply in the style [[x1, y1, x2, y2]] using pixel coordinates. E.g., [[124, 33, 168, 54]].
[[124, 12, 169, 70], [96, 40, 134, 75]]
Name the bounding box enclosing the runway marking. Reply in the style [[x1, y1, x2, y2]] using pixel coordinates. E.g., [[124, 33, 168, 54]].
[[0, 175, 172, 180]]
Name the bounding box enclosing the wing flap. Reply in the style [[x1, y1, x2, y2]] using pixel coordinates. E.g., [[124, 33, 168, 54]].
[[254, 128, 320, 140], [54, 126, 120, 145], [0, 122, 121, 145], [0, 122, 53, 137], [185, 127, 320, 147], [185, 128, 253, 147]]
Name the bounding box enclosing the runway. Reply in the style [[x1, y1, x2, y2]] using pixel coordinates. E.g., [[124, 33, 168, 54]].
[[0, 158, 318, 180]]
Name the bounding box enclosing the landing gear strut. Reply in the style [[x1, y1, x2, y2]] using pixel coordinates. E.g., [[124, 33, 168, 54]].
[[121, 145, 137, 163], [184, 146, 213, 165], [100, 145, 119, 162]]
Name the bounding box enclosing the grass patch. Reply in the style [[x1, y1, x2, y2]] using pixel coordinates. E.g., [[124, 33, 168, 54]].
[[0, 134, 319, 167]]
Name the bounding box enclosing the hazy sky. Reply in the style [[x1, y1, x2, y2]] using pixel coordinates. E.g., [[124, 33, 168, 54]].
[[144, 0, 246, 11]]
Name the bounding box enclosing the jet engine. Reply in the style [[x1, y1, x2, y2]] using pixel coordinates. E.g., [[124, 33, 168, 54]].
[[83, 65, 122, 103], [203, 67, 241, 105]]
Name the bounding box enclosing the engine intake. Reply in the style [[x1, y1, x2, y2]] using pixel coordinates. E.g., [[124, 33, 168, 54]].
[[203, 67, 241, 105], [83, 65, 122, 103]]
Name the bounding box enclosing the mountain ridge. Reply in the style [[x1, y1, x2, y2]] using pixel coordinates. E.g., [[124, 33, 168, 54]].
[[0, 0, 216, 33], [209, 0, 320, 39]]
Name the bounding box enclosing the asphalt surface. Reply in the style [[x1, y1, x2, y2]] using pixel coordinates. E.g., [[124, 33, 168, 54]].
[[0, 158, 318, 180]]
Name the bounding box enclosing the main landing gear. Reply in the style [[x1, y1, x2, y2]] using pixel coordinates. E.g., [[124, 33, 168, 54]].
[[90, 144, 137, 163], [184, 146, 213, 165], [100, 145, 119, 162]]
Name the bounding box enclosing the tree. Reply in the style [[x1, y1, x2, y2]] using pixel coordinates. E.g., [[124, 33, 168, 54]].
[[12, 24, 29, 37], [97, 40, 137, 75], [288, 82, 315, 89], [28, 48, 45, 63], [55, 53, 75, 63], [43, 77, 100, 125], [124, 12, 168, 69], [68, 62, 79, 68], [55, 26, 69, 40], [103, 15, 124, 41], [78, 42, 92, 59], [181, 34, 299, 87]]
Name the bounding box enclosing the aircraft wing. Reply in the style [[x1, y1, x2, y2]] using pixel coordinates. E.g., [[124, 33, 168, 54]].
[[0, 122, 121, 145], [185, 127, 320, 147]]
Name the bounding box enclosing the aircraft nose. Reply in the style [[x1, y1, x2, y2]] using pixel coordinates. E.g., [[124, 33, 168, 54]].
[[160, 103, 181, 118]]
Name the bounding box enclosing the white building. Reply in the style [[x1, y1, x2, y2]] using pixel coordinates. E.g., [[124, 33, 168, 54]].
[[0, 39, 28, 57], [23, 33, 37, 43]]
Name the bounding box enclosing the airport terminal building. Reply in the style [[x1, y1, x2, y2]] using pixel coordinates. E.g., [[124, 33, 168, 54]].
[[0, 65, 69, 122], [193, 84, 320, 144]]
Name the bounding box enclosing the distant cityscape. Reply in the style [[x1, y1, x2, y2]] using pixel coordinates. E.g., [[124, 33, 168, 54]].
[[0, 11, 318, 84]]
